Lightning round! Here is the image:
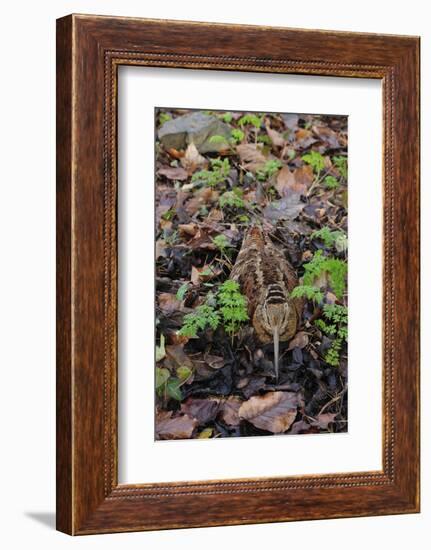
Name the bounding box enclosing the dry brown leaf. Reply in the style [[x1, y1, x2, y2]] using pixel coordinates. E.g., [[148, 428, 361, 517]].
[[185, 188, 219, 216], [159, 218, 172, 231], [310, 413, 337, 430], [155, 239, 167, 259], [206, 209, 223, 222], [198, 187, 220, 203], [191, 266, 200, 285], [236, 143, 267, 172], [236, 377, 250, 389], [276, 166, 311, 196], [265, 123, 285, 148], [189, 229, 218, 251], [191, 264, 221, 285], [239, 391, 299, 433], [295, 165, 314, 187], [219, 396, 243, 426], [204, 354, 224, 369], [181, 397, 220, 425], [282, 113, 299, 130], [325, 292, 337, 304], [289, 420, 313, 435], [295, 128, 317, 149], [166, 148, 184, 159], [312, 125, 341, 149], [158, 293, 183, 314], [165, 345, 194, 369], [155, 410, 198, 440], [263, 194, 305, 221], [168, 332, 190, 346], [287, 331, 309, 350], [157, 165, 188, 181], [178, 223, 199, 238], [180, 143, 208, 174]]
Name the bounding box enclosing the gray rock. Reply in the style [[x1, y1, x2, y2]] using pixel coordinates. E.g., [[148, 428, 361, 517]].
[[158, 112, 232, 153]]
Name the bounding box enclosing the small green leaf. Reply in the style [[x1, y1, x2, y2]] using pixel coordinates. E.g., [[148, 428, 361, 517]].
[[311, 227, 346, 248], [323, 175, 339, 189], [198, 428, 213, 439], [332, 156, 348, 179], [231, 128, 245, 143], [238, 114, 262, 129], [156, 334, 166, 362], [256, 159, 282, 182], [302, 151, 325, 174], [159, 112, 172, 125], [291, 285, 324, 303], [176, 283, 189, 301], [155, 367, 170, 389], [178, 304, 220, 338], [177, 366, 192, 383], [212, 234, 230, 251], [166, 379, 182, 401], [219, 191, 245, 209]]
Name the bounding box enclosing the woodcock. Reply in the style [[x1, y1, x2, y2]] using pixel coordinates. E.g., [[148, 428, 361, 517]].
[[230, 225, 302, 380]]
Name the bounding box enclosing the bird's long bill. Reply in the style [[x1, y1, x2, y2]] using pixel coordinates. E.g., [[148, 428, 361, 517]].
[[273, 326, 279, 382]]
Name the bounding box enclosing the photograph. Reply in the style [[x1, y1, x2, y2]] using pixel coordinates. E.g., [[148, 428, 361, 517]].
[[0, 1, 423, 544], [155, 107, 348, 440]]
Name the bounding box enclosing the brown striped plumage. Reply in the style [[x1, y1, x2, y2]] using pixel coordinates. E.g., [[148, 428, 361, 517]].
[[230, 225, 302, 379]]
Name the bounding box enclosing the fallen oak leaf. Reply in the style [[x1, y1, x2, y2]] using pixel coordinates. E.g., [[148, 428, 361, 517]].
[[263, 194, 305, 221], [294, 128, 317, 149], [218, 396, 243, 426], [187, 229, 218, 251], [236, 143, 267, 172], [239, 391, 299, 433], [180, 397, 220, 425], [312, 125, 341, 149], [294, 164, 314, 187], [241, 376, 266, 399], [276, 166, 311, 196], [155, 410, 198, 440], [157, 165, 188, 181], [184, 187, 220, 216], [188, 352, 225, 382], [265, 122, 285, 148]]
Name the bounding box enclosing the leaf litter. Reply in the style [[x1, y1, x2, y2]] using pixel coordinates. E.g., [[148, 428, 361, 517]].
[[155, 108, 348, 440]]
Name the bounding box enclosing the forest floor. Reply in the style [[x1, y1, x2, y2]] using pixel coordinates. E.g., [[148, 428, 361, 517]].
[[155, 108, 348, 440]]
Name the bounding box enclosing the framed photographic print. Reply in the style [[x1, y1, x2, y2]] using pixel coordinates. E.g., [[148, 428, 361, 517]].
[[56, 14, 420, 534]]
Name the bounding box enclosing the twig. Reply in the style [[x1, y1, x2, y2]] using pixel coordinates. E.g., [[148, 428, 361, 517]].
[[306, 168, 331, 198], [318, 387, 347, 416]]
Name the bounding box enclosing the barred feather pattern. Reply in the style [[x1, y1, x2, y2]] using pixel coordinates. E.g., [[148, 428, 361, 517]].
[[230, 225, 302, 378]]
